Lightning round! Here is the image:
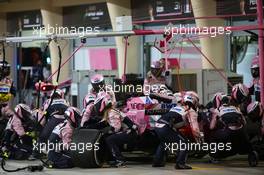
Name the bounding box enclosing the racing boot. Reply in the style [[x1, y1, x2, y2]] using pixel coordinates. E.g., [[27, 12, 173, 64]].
[[110, 159, 127, 168], [208, 156, 220, 164], [175, 163, 192, 169], [248, 151, 259, 167], [152, 163, 165, 167]]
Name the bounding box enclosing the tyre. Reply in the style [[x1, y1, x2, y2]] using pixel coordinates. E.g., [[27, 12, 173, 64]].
[[70, 129, 105, 168]]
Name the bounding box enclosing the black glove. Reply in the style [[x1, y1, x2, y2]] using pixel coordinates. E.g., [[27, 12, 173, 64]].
[[20, 134, 32, 146], [165, 71, 170, 76], [10, 86, 16, 97], [93, 121, 108, 130], [101, 126, 114, 134]]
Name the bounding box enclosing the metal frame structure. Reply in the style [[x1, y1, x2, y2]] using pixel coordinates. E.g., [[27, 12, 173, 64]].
[[0, 25, 263, 43]]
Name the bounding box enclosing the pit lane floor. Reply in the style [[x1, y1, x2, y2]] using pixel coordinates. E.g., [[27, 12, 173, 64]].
[[0, 156, 263, 175]]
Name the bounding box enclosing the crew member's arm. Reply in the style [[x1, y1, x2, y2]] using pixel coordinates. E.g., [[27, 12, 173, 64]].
[[248, 82, 254, 95], [35, 109, 45, 127], [38, 99, 51, 125], [120, 111, 138, 131], [236, 107, 246, 125], [143, 79, 151, 96], [107, 110, 122, 133], [10, 82, 16, 97], [61, 124, 73, 150], [1, 105, 14, 119], [42, 99, 51, 112], [81, 103, 94, 127], [187, 109, 201, 140], [11, 115, 25, 137], [209, 108, 219, 130], [107, 89, 116, 107], [151, 92, 175, 102], [261, 114, 264, 135], [149, 84, 175, 103], [241, 113, 247, 126]]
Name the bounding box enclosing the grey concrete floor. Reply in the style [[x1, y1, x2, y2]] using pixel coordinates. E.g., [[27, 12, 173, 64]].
[[0, 157, 263, 175]]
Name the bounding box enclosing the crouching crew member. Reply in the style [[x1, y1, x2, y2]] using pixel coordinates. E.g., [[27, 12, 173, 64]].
[[81, 94, 102, 128], [210, 95, 258, 166], [1, 104, 34, 160], [38, 89, 69, 143], [89, 74, 116, 105], [93, 92, 138, 167], [81, 74, 116, 128], [248, 55, 260, 102], [247, 101, 264, 137], [47, 107, 82, 168], [0, 61, 16, 138], [143, 61, 174, 103], [153, 94, 202, 169]]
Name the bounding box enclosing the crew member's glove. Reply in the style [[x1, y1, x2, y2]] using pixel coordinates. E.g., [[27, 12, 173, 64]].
[[165, 70, 170, 76], [126, 124, 138, 134], [132, 124, 138, 131], [101, 126, 115, 134], [20, 134, 33, 146], [26, 131, 37, 138], [10, 86, 16, 97], [1, 147, 10, 159], [195, 132, 204, 143]]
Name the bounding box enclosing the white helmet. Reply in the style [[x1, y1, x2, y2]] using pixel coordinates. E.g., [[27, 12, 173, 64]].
[[50, 89, 65, 99]]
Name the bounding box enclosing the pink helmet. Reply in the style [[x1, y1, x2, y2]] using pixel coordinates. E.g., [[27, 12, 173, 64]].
[[212, 92, 224, 109], [247, 101, 263, 122], [231, 83, 249, 104], [83, 93, 96, 108], [251, 55, 259, 69], [14, 104, 32, 119], [65, 107, 82, 128], [94, 91, 112, 113], [90, 74, 105, 93], [50, 89, 64, 99]]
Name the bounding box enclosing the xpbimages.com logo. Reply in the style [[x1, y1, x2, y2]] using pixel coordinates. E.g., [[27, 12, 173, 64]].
[[164, 141, 232, 154], [164, 24, 232, 38], [33, 141, 99, 154], [101, 82, 170, 95], [32, 24, 100, 37]]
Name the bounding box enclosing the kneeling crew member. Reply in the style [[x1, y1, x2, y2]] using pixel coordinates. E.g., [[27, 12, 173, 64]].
[[153, 94, 201, 169], [1, 104, 34, 160], [47, 107, 82, 168]]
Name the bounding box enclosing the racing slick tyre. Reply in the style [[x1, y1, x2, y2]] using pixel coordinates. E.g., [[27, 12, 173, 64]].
[[70, 129, 105, 168]]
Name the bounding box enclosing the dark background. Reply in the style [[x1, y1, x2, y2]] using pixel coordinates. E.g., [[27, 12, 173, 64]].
[[63, 2, 111, 29]]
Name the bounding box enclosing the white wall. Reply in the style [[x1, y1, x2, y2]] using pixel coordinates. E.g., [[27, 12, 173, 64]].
[[237, 43, 258, 86]]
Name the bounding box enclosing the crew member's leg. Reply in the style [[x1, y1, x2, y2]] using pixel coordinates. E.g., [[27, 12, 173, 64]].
[[105, 130, 137, 167]]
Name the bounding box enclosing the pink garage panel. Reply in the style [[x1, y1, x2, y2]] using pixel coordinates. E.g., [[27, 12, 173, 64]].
[[89, 48, 117, 70], [151, 45, 202, 69], [165, 58, 202, 69], [179, 59, 202, 69], [166, 58, 179, 68]]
